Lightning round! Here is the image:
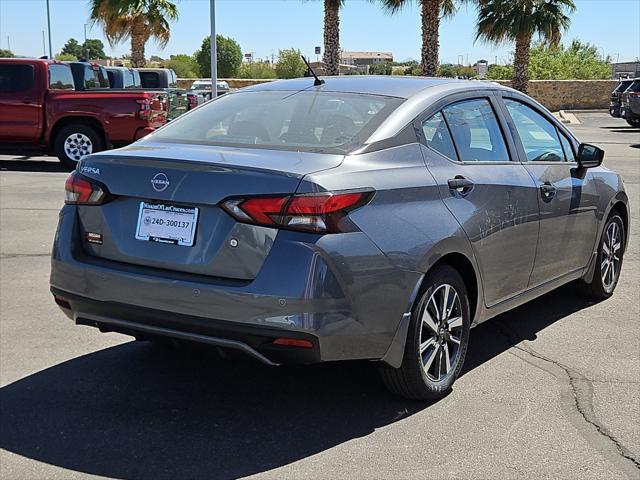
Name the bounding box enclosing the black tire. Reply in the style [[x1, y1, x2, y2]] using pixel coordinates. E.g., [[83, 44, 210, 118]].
[[380, 264, 471, 401], [54, 124, 104, 170], [626, 118, 640, 127], [579, 213, 625, 300]]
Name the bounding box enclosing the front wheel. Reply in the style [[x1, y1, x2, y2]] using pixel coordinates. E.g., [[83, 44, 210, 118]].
[[54, 124, 104, 169], [580, 213, 625, 300], [380, 265, 471, 401]]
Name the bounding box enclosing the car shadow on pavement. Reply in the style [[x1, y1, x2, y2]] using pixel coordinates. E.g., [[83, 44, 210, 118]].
[[0, 284, 596, 479]]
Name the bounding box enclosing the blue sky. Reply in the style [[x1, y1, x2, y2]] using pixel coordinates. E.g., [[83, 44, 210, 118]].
[[1, 0, 638, 65]]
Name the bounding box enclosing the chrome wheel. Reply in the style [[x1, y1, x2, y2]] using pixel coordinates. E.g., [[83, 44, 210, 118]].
[[64, 133, 93, 162], [601, 220, 622, 292], [419, 283, 463, 381]]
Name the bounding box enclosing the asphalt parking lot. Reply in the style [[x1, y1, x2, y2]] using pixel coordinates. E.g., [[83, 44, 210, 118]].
[[0, 112, 638, 480]]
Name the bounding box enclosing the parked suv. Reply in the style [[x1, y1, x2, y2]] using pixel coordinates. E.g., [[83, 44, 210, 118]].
[[0, 58, 167, 168], [620, 79, 640, 127], [51, 77, 629, 400], [609, 78, 635, 118]]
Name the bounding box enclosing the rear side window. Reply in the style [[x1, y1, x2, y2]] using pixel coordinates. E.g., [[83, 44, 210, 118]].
[[422, 112, 457, 161], [139, 71, 160, 88], [442, 99, 509, 162], [106, 70, 116, 86], [49, 65, 74, 90], [0, 64, 34, 92], [505, 99, 566, 162]]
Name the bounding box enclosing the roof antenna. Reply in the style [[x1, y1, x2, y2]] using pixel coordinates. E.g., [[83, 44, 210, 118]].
[[301, 55, 324, 87]]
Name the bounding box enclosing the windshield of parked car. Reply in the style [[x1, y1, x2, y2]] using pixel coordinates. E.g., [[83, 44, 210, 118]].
[[147, 90, 404, 153]]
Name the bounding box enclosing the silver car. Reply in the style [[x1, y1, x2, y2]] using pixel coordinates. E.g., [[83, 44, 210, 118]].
[[51, 77, 629, 400]]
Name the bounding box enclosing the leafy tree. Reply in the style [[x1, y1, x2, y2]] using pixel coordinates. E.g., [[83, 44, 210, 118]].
[[165, 54, 198, 77], [89, 0, 179, 67], [194, 35, 243, 78], [438, 63, 458, 77], [55, 53, 78, 61], [486, 64, 513, 80], [369, 62, 393, 75], [82, 39, 107, 59], [275, 49, 307, 79], [382, 0, 459, 76], [61, 38, 83, 58], [528, 40, 612, 79], [475, 0, 575, 92], [150, 55, 164, 62], [0, 49, 14, 58], [238, 61, 277, 79]]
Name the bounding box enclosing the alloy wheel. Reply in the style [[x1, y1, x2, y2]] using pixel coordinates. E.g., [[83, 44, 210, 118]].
[[64, 133, 93, 162], [419, 283, 463, 381], [601, 220, 622, 292]]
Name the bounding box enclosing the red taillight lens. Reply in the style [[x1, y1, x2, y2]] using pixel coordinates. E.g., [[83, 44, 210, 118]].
[[630, 92, 640, 98], [64, 171, 106, 205], [136, 97, 153, 119], [187, 94, 197, 109], [221, 191, 373, 233], [273, 338, 313, 348]]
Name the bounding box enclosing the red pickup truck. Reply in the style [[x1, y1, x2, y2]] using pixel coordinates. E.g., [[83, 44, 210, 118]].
[[0, 58, 167, 168]]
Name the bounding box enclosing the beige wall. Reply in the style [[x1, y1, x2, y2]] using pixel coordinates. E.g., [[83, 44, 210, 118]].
[[178, 78, 617, 111], [495, 80, 617, 111]]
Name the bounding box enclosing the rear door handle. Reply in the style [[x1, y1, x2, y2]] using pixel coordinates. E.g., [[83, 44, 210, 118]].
[[448, 177, 474, 193], [540, 182, 556, 199]]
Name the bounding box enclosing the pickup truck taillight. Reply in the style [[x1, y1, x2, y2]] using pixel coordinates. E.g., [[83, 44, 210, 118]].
[[65, 171, 107, 205], [136, 98, 153, 120], [630, 92, 640, 98], [221, 191, 374, 233], [187, 93, 198, 110]]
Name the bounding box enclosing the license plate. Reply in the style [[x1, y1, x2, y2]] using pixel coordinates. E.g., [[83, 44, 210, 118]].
[[135, 202, 198, 246]]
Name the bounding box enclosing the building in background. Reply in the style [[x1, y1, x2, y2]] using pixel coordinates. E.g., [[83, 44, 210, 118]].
[[611, 61, 640, 79], [474, 59, 489, 79], [340, 51, 393, 73]]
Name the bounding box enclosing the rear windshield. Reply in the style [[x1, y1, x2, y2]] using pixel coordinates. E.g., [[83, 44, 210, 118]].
[[627, 81, 640, 93], [614, 81, 633, 93], [146, 90, 404, 153], [139, 71, 160, 88]]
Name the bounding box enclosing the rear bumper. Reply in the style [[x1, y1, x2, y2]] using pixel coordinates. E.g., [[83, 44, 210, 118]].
[[50, 205, 421, 365], [51, 287, 320, 365]]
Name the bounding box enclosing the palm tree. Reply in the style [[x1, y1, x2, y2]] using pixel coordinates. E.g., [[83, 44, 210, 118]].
[[475, 0, 575, 93], [89, 0, 178, 68], [382, 0, 458, 76], [322, 0, 343, 75]]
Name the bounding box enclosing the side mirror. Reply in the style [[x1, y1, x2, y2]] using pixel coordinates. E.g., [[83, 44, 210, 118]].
[[577, 143, 604, 169]]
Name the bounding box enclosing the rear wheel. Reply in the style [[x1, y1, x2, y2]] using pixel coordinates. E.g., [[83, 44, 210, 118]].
[[380, 265, 471, 401], [626, 118, 640, 127], [580, 213, 625, 300], [54, 124, 104, 169]]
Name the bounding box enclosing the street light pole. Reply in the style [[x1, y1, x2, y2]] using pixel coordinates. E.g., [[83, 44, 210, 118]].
[[45, 0, 53, 59], [210, 0, 217, 97]]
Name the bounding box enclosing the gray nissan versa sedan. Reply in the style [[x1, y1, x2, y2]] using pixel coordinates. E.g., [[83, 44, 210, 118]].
[[50, 76, 630, 400]]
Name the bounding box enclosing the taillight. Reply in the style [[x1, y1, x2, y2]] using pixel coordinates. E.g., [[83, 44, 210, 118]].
[[221, 191, 373, 233], [136, 97, 153, 119], [630, 92, 640, 98], [64, 171, 107, 205], [187, 93, 197, 109]]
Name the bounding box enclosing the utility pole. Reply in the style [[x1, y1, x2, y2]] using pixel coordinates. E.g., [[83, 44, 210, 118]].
[[209, 0, 217, 96], [7, 36, 10, 52], [42, 31, 46, 56], [45, 0, 53, 59]]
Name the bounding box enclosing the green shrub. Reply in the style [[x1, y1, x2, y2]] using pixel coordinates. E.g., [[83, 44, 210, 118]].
[[238, 61, 277, 79], [275, 49, 306, 79]]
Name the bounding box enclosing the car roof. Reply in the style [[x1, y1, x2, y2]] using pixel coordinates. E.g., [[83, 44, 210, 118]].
[[242, 75, 501, 99]]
